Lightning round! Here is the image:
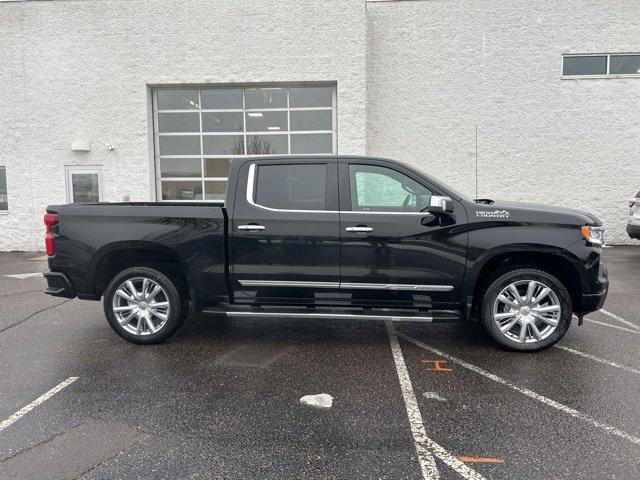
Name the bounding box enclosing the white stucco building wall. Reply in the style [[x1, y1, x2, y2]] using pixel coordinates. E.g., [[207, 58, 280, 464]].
[[367, 0, 639, 244], [0, 0, 367, 250], [0, 0, 637, 250]]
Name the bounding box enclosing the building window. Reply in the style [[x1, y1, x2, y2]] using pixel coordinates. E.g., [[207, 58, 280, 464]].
[[609, 55, 640, 75], [65, 166, 103, 203], [0, 166, 7, 211], [562, 54, 640, 78], [153, 85, 337, 201]]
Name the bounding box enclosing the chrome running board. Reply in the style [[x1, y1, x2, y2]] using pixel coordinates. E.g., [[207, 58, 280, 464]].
[[226, 311, 435, 322], [202, 306, 461, 323]]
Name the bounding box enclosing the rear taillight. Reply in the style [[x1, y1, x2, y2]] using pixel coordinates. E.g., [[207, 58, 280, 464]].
[[44, 213, 59, 256]]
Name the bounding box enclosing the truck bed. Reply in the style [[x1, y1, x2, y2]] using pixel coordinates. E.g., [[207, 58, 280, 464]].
[[46, 202, 228, 306]]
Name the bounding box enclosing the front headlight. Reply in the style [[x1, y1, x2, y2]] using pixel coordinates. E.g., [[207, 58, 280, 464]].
[[581, 225, 605, 246]]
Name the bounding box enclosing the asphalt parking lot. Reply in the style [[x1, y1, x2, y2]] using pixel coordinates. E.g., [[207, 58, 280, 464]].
[[0, 247, 639, 479]]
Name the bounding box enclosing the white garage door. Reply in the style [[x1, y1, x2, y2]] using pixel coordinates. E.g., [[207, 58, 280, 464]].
[[152, 85, 337, 201]]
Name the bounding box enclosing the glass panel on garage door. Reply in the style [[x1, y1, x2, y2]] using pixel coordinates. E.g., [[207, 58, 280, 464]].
[[153, 85, 337, 202]]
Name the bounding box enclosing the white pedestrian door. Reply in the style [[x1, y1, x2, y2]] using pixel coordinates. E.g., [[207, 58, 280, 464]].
[[65, 166, 104, 203]]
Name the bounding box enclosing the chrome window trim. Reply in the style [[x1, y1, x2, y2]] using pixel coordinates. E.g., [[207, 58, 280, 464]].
[[238, 279, 453, 292], [340, 210, 430, 216]]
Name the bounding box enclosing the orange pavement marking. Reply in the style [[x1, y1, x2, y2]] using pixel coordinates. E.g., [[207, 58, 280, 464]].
[[421, 358, 452, 372], [458, 456, 504, 464]]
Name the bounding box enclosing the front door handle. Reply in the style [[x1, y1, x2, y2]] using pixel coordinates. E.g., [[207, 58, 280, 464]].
[[345, 226, 374, 233], [238, 224, 266, 231]]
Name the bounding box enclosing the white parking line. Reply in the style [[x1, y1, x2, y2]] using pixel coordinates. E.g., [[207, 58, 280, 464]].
[[394, 331, 640, 447], [4, 272, 43, 279], [555, 345, 640, 375], [0, 377, 78, 433], [385, 322, 486, 480], [599, 309, 640, 332], [585, 318, 640, 335]]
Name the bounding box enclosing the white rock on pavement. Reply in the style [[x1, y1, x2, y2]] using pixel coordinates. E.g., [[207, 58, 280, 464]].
[[300, 393, 333, 409]]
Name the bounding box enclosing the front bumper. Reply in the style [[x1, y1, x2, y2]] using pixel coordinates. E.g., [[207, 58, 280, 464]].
[[43, 271, 75, 298], [627, 223, 640, 239], [579, 263, 608, 315]]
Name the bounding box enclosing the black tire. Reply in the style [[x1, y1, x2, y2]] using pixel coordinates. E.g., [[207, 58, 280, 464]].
[[103, 266, 188, 344], [479, 268, 572, 352]]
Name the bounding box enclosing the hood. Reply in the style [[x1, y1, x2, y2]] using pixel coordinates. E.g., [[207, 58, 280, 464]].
[[469, 200, 602, 226]]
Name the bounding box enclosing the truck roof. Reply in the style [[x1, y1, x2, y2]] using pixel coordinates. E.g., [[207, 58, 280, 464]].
[[235, 155, 394, 162]]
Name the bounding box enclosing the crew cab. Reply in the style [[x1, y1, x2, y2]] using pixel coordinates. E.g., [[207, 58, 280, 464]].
[[43, 156, 608, 351]]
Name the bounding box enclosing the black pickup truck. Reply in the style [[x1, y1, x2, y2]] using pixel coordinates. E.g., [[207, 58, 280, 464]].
[[43, 156, 608, 351]]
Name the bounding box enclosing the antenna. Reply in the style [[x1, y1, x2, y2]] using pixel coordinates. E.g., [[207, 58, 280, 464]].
[[475, 125, 478, 198]]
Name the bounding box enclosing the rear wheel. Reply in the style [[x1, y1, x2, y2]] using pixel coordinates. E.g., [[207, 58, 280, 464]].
[[480, 268, 572, 352], [103, 267, 188, 344]]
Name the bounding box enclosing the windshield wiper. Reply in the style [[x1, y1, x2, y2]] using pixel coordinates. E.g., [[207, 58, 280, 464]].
[[474, 198, 494, 205]]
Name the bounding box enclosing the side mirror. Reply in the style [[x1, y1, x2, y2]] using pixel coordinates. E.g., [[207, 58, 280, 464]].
[[427, 196, 454, 215]]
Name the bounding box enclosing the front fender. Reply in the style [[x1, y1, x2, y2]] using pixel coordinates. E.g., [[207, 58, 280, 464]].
[[459, 222, 596, 312]]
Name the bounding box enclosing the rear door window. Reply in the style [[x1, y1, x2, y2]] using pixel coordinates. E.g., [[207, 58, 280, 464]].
[[255, 163, 327, 210]]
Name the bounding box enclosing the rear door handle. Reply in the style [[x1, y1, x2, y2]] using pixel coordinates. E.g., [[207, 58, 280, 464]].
[[238, 224, 266, 231], [345, 226, 374, 233]]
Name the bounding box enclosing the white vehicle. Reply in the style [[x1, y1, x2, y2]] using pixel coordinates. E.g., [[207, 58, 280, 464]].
[[627, 191, 640, 240]]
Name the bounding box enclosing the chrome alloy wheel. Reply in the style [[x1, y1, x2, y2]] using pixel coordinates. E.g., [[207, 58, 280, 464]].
[[492, 280, 561, 344], [111, 277, 170, 336]]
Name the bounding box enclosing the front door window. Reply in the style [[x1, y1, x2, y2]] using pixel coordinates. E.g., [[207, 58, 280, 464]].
[[348, 164, 431, 213]]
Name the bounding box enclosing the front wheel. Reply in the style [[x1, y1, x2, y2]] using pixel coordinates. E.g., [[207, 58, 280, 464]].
[[480, 268, 573, 352], [103, 267, 188, 344]]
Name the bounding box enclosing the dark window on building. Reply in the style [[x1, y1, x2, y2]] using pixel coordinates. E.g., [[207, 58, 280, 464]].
[[0, 166, 7, 211], [562, 56, 607, 76], [563, 54, 640, 77], [609, 55, 640, 75]]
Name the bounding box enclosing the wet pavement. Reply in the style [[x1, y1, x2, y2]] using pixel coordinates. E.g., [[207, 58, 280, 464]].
[[0, 248, 638, 479]]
